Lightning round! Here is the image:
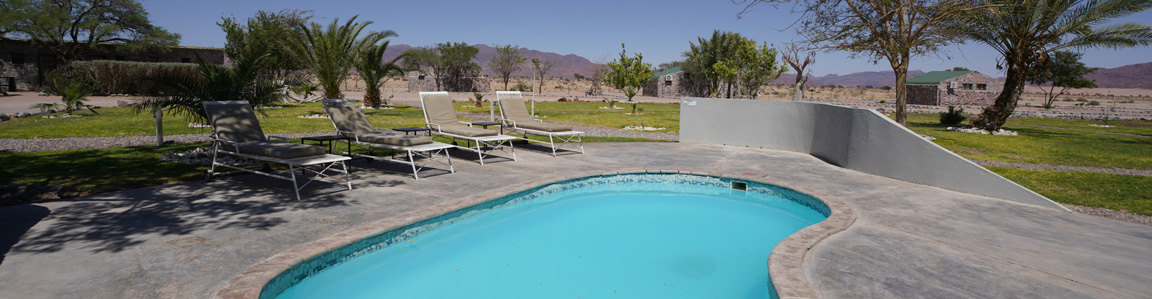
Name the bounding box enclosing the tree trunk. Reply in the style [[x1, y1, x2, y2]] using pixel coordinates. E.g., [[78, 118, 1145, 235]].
[[973, 60, 1026, 131], [364, 86, 381, 108], [792, 80, 804, 102], [892, 65, 908, 127]]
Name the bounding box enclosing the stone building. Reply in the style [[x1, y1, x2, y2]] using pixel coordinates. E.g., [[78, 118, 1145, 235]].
[[406, 71, 491, 92], [906, 70, 1001, 106], [0, 39, 226, 92], [642, 67, 708, 98]]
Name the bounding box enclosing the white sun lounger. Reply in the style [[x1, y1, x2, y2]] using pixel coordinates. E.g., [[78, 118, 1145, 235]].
[[496, 91, 584, 156], [418, 92, 517, 165], [321, 99, 454, 179], [202, 101, 352, 200]]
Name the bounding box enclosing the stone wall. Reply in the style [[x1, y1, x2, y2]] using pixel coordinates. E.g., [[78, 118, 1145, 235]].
[[1, 39, 226, 91], [407, 74, 491, 92], [643, 71, 710, 98], [907, 85, 938, 105]]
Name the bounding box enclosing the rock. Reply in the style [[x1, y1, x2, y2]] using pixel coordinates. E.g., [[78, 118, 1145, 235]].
[[0, 112, 9, 121], [58, 185, 80, 198]]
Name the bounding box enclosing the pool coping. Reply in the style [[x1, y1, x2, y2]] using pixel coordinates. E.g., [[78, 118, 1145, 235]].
[[213, 170, 856, 299]]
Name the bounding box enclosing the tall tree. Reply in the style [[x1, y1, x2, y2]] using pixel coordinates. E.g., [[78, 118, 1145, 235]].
[[781, 42, 816, 102], [962, 0, 1152, 131], [400, 47, 441, 89], [289, 16, 391, 99], [684, 30, 745, 98], [488, 44, 525, 90], [740, 0, 984, 126], [436, 42, 481, 92], [1027, 51, 1097, 109], [0, 0, 24, 39], [357, 41, 405, 108], [532, 58, 554, 93], [604, 44, 653, 102], [219, 9, 312, 76], [6, 0, 180, 62], [736, 41, 787, 99]]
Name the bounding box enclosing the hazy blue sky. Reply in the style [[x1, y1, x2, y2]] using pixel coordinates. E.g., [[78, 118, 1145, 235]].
[[143, 0, 1152, 77]]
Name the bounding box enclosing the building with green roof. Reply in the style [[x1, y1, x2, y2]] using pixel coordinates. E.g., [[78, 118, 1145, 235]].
[[906, 70, 1001, 107]]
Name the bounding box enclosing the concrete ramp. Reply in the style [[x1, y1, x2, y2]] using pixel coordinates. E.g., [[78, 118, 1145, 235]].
[[679, 98, 1066, 210]]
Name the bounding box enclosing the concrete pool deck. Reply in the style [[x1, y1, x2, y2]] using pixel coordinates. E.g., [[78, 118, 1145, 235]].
[[0, 142, 1149, 298]]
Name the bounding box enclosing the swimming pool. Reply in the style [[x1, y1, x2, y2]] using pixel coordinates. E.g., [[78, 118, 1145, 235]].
[[262, 174, 829, 299]]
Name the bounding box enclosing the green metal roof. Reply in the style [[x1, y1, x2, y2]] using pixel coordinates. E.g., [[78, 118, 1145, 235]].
[[906, 71, 972, 84], [650, 66, 682, 80]]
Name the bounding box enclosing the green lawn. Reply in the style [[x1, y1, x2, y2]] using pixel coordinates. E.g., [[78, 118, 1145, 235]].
[[904, 113, 1152, 169], [990, 166, 1152, 216], [3, 104, 1151, 217]]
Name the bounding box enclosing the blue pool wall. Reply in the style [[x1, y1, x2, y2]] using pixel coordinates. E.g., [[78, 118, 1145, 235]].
[[258, 173, 830, 299]]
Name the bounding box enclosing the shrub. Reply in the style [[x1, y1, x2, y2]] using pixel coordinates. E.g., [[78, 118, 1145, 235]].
[[939, 105, 967, 125], [513, 81, 531, 92], [70, 60, 199, 95], [1087, 100, 1100, 106]]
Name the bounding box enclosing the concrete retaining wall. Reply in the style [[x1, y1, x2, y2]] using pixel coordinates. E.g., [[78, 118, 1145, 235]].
[[679, 98, 1066, 210]]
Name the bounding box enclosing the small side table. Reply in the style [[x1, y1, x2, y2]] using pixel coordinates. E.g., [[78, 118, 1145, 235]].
[[301, 135, 348, 153], [392, 127, 431, 136], [468, 121, 503, 134]]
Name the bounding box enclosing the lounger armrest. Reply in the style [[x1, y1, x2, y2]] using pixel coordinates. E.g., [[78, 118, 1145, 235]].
[[461, 121, 473, 126], [426, 123, 442, 133], [503, 119, 517, 127], [533, 119, 544, 123], [337, 130, 360, 142], [215, 139, 242, 153], [267, 135, 290, 142]]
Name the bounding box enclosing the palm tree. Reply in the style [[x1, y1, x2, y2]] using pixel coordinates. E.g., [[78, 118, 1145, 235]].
[[289, 16, 392, 99], [964, 0, 1152, 131], [356, 40, 406, 108], [138, 54, 293, 123]]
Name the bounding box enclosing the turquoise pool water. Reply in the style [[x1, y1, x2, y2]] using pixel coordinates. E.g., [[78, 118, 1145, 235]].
[[266, 174, 828, 299]]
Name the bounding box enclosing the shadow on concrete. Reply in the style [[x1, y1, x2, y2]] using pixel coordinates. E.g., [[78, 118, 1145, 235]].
[[0, 205, 50, 266], [445, 148, 517, 165], [512, 143, 583, 157], [10, 174, 359, 255]]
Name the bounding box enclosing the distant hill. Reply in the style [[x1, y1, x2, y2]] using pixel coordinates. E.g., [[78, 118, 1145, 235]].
[[1084, 62, 1152, 89], [382, 44, 598, 78]]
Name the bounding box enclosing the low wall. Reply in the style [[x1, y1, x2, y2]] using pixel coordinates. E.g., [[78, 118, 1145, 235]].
[[679, 98, 1067, 210]]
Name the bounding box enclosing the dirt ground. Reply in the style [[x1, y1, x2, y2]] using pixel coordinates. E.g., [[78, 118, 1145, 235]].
[[4, 76, 1151, 120]]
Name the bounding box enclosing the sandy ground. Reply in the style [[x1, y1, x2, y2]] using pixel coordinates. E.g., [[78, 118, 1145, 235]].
[[3, 77, 1151, 119]]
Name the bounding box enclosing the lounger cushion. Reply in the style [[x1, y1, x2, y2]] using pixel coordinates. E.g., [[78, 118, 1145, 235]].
[[421, 94, 461, 125], [204, 102, 268, 143], [346, 132, 433, 146], [328, 105, 375, 134], [438, 124, 497, 137], [515, 121, 573, 132], [238, 141, 326, 159]]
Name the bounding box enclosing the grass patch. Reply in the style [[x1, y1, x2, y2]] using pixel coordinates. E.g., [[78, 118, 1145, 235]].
[[904, 113, 1152, 169], [988, 166, 1152, 216], [0, 143, 207, 195]]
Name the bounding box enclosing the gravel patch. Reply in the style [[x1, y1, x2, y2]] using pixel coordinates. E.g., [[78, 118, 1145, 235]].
[[974, 160, 1152, 177], [459, 113, 679, 141], [0, 132, 335, 153], [1063, 203, 1152, 226]]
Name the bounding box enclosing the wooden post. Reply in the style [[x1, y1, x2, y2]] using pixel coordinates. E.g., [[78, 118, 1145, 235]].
[[154, 108, 164, 146]]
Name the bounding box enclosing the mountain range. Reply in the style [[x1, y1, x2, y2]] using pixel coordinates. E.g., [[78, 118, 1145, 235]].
[[382, 44, 1152, 89]]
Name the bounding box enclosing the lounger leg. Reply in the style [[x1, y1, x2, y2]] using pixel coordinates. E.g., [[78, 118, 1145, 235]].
[[549, 134, 557, 157], [578, 135, 585, 154], [408, 149, 419, 180], [476, 141, 484, 165], [445, 148, 455, 173], [289, 164, 301, 201], [509, 139, 517, 161], [341, 161, 352, 190], [209, 142, 221, 176]]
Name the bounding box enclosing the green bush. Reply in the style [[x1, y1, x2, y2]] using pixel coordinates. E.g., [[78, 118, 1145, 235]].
[[1087, 100, 1101, 106], [70, 60, 199, 95], [939, 105, 967, 125]]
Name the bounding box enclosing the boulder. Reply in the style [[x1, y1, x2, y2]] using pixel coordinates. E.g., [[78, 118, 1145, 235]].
[[0, 112, 9, 121]]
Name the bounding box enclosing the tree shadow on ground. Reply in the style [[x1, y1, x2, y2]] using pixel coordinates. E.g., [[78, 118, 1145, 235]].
[[7, 173, 359, 256], [0, 205, 50, 266]]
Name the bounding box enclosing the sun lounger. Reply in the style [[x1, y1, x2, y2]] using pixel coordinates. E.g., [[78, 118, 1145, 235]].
[[496, 91, 584, 156], [322, 99, 455, 179], [202, 101, 352, 200], [418, 92, 517, 165]]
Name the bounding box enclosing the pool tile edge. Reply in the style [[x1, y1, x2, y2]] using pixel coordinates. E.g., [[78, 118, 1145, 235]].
[[213, 170, 854, 299]]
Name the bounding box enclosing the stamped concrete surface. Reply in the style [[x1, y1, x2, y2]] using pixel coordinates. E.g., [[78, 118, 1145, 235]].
[[0, 142, 1149, 298]]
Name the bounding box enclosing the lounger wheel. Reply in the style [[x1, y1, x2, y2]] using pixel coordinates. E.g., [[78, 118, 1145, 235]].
[[204, 170, 215, 182]]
